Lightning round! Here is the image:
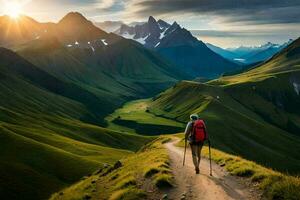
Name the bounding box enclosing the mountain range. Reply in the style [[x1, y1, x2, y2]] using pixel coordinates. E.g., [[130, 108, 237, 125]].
[[116, 16, 241, 78], [207, 40, 293, 64], [0, 12, 110, 47], [96, 18, 293, 68], [1, 10, 300, 200], [2, 12, 190, 125]]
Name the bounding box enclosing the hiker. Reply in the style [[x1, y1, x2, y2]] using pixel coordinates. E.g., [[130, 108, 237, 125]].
[[184, 114, 208, 174]]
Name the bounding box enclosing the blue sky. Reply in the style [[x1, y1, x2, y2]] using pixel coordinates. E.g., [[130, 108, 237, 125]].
[[1, 0, 300, 47]]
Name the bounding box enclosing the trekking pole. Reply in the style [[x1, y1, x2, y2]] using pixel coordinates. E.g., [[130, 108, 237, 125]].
[[183, 138, 187, 166], [208, 140, 212, 176]]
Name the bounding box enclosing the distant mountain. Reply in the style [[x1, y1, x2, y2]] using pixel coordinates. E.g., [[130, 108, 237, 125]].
[[94, 21, 125, 33], [116, 16, 241, 78], [206, 43, 240, 61], [227, 42, 281, 57], [116, 16, 170, 49], [56, 12, 110, 43], [219, 38, 300, 85], [0, 12, 117, 47], [241, 40, 293, 64], [128, 21, 146, 26], [223, 40, 293, 64]]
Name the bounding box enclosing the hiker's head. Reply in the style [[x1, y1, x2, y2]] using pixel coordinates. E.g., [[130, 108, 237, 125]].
[[190, 114, 199, 121]]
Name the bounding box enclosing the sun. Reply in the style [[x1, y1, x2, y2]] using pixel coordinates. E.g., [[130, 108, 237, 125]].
[[4, 2, 23, 19]]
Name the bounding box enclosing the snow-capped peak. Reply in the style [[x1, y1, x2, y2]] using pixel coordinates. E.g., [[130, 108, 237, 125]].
[[117, 16, 182, 49]]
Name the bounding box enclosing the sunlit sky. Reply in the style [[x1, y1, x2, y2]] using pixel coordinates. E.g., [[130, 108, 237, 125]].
[[1, 0, 300, 48]]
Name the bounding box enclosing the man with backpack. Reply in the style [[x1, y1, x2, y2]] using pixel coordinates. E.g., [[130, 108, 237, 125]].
[[184, 114, 208, 174]]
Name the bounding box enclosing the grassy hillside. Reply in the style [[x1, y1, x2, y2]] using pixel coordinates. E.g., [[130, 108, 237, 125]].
[[50, 137, 173, 200], [104, 82, 300, 174], [51, 135, 300, 200], [211, 38, 300, 136], [0, 48, 152, 200], [138, 38, 300, 174], [149, 81, 300, 174]]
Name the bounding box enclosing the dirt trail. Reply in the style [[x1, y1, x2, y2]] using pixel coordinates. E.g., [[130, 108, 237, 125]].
[[164, 140, 261, 200]]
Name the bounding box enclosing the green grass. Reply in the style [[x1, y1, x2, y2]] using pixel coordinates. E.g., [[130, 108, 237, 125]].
[[114, 176, 137, 190], [50, 137, 173, 200], [105, 99, 184, 135], [175, 134, 300, 200], [109, 187, 147, 200], [153, 174, 173, 188], [0, 117, 152, 200]]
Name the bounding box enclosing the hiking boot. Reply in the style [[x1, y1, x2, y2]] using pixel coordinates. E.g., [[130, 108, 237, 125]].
[[195, 167, 200, 174]]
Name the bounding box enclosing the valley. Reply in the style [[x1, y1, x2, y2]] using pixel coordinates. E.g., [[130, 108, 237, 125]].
[[105, 99, 184, 135]]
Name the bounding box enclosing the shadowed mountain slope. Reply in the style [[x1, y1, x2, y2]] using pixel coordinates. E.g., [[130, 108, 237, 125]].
[[0, 47, 152, 200], [0, 12, 190, 125]]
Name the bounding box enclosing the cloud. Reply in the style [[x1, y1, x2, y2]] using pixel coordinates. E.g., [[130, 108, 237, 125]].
[[127, 0, 300, 24], [94, 0, 115, 9], [191, 29, 299, 38]]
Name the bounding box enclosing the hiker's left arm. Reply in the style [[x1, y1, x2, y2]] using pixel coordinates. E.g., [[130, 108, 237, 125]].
[[184, 122, 192, 139]]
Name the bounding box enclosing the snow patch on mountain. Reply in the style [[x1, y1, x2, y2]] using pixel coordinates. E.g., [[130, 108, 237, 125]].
[[234, 58, 245, 62], [121, 32, 135, 40], [101, 39, 108, 46], [160, 29, 167, 39], [293, 82, 300, 95], [117, 17, 179, 49], [135, 35, 149, 45]]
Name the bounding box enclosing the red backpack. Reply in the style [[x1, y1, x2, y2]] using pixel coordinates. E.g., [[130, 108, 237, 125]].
[[192, 119, 207, 142]]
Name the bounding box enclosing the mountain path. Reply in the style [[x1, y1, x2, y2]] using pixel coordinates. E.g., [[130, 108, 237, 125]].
[[164, 139, 262, 200]]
